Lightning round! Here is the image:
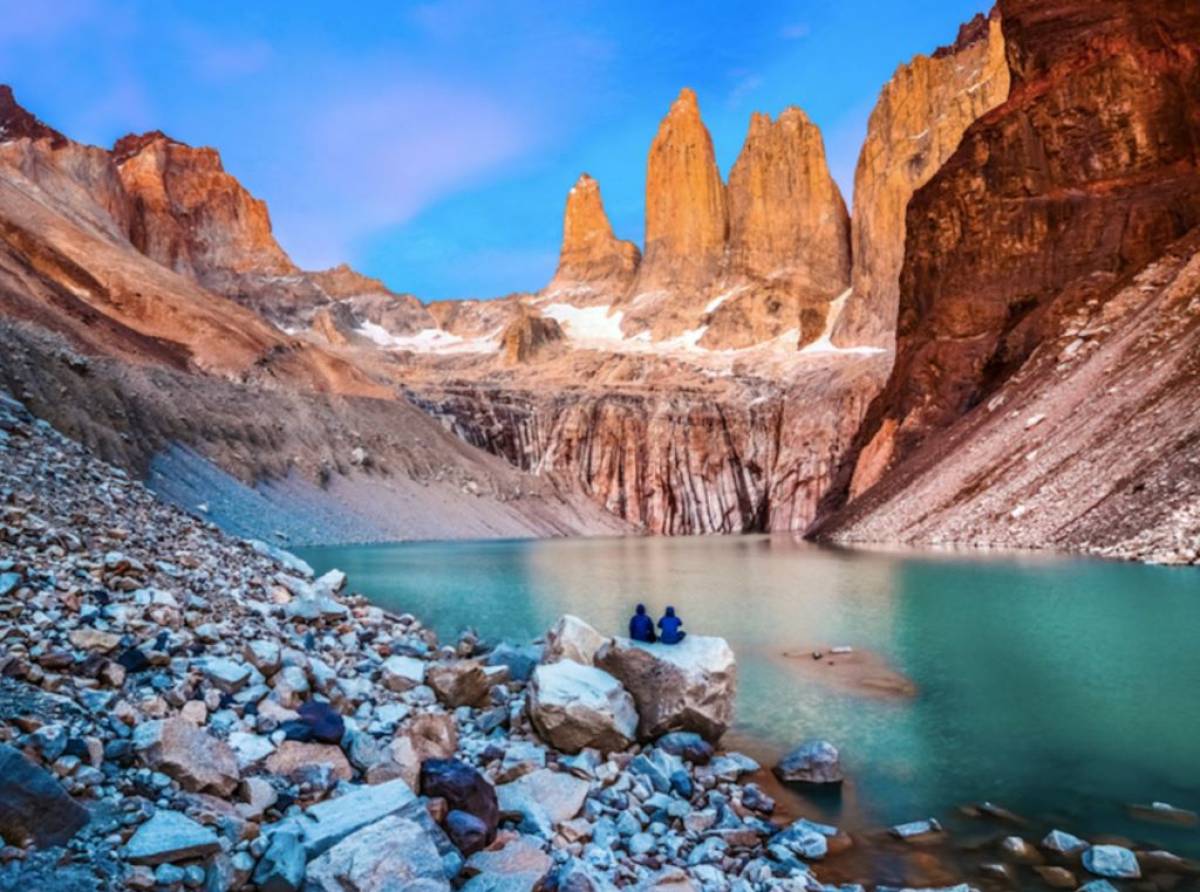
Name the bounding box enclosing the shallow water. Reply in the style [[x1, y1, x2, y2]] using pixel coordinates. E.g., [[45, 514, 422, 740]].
[[298, 535, 1200, 857]]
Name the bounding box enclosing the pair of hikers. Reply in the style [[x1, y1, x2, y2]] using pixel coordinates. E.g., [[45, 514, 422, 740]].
[[629, 604, 686, 645]]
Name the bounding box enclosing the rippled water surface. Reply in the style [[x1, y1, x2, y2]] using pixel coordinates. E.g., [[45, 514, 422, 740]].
[[298, 535, 1200, 855]]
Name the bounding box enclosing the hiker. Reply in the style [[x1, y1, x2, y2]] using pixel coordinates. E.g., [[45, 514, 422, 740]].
[[658, 606, 686, 645], [629, 604, 656, 643]]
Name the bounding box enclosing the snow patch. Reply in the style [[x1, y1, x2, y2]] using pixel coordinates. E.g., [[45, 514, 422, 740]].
[[356, 321, 499, 354], [704, 286, 747, 315], [799, 289, 887, 356], [540, 303, 628, 342]]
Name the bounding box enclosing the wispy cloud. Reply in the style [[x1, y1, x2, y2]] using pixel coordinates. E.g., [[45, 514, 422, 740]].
[[264, 77, 536, 269], [726, 70, 764, 108]]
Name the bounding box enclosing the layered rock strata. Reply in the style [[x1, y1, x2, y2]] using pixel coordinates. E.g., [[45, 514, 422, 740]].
[[833, 9, 1010, 348]]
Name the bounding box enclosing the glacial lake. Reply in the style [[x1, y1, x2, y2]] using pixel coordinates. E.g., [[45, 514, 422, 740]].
[[298, 535, 1200, 858]]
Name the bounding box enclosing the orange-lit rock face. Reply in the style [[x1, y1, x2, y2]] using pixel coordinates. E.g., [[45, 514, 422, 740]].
[[726, 107, 849, 291], [114, 132, 296, 286], [845, 0, 1200, 490], [833, 10, 1009, 348], [545, 174, 640, 302], [631, 88, 728, 301], [713, 107, 851, 348]]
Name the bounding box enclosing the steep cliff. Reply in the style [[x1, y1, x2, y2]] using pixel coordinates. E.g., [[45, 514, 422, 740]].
[[713, 107, 851, 349], [622, 88, 728, 340], [544, 173, 640, 303], [833, 9, 1010, 348], [114, 131, 296, 283], [818, 0, 1200, 562], [406, 349, 886, 536]]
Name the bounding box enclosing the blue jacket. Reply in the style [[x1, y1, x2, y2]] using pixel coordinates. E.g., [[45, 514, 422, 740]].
[[658, 614, 684, 644], [630, 612, 656, 643]]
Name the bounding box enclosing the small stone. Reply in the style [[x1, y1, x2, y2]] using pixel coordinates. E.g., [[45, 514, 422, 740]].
[[1042, 829, 1088, 854], [1082, 845, 1140, 879]]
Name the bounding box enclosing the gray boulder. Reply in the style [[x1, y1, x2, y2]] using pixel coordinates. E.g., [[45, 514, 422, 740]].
[[252, 829, 305, 892], [774, 740, 844, 785], [124, 810, 220, 866], [1041, 829, 1088, 854], [305, 815, 450, 891], [0, 743, 89, 847], [594, 635, 736, 742], [267, 777, 418, 858], [462, 835, 552, 892], [497, 769, 589, 838], [527, 660, 637, 754]]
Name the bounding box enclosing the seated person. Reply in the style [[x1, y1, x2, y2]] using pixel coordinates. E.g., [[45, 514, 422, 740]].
[[658, 606, 686, 645], [629, 604, 656, 643]]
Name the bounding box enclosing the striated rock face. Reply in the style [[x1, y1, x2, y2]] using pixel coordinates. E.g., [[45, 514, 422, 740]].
[[114, 131, 296, 288], [833, 10, 1009, 348], [407, 352, 885, 536], [544, 173, 640, 302], [717, 107, 851, 348], [622, 88, 728, 340]]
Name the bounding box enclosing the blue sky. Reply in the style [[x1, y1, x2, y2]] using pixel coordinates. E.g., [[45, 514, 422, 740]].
[[1, 1, 990, 300]]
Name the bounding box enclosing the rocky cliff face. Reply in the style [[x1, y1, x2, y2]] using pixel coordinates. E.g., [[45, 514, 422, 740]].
[[630, 89, 728, 306], [832, 10, 1009, 348], [716, 107, 851, 349], [407, 351, 886, 535], [817, 0, 1200, 561], [544, 174, 640, 303], [114, 131, 296, 284]]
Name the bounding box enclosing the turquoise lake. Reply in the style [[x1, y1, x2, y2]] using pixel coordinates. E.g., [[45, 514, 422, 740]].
[[298, 535, 1200, 857]]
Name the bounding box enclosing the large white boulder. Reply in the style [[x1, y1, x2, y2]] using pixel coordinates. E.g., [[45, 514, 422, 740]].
[[543, 615, 608, 666], [595, 635, 736, 743], [527, 660, 638, 754]]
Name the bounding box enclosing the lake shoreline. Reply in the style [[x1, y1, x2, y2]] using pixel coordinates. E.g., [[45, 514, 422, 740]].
[[2, 393, 1198, 890]]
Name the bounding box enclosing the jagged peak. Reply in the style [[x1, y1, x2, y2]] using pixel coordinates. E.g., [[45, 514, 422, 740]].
[[0, 85, 67, 147], [932, 7, 1000, 59], [111, 130, 219, 165], [668, 87, 702, 119]]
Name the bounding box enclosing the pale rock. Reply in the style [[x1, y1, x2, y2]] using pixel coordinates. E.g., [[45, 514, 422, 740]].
[[528, 660, 637, 754], [595, 635, 736, 742]]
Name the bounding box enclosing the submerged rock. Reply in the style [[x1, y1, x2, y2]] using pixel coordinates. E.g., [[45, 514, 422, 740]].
[[1041, 829, 1088, 854], [774, 739, 844, 785], [1082, 845, 1140, 879], [527, 659, 637, 754], [595, 635, 736, 742]]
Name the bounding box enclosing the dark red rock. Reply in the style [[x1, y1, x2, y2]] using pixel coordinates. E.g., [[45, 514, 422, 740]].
[[837, 0, 1200, 497], [419, 759, 498, 848]]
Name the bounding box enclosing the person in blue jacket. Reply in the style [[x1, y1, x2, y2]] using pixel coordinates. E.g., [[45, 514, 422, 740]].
[[658, 606, 686, 644], [629, 604, 656, 643]]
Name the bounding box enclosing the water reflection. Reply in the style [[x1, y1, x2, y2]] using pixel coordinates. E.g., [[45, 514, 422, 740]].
[[298, 535, 1200, 855]]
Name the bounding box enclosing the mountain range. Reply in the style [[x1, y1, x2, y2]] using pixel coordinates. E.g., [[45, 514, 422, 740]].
[[0, 0, 1195, 564]]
